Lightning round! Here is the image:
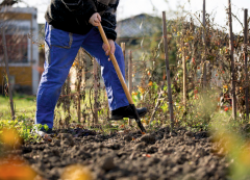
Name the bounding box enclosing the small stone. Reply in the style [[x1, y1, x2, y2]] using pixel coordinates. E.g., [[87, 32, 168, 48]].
[[185, 131, 194, 137], [162, 148, 174, 154], [52, 139, 60, 147], [60, 139, 75, 147], [99, 156, 115, 171], [170, 132, 177, 137], [123, 134, 132, 142], [183, 174, 196, 180], [58, 133, 73, 140], [58, 133, 75, 147], [140, 134, 156, 144], [134, 142, 146, 151]]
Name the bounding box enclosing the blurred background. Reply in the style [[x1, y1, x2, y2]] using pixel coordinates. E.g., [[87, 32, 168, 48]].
[[0, 0, 249, 95], [0, 0, 249, 125]]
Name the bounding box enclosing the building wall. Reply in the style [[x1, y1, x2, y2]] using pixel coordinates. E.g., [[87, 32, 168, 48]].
[[0, 66, 32, 86], [0, 7, 39, 95]]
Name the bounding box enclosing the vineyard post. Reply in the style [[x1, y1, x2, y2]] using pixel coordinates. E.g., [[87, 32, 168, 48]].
[[128, 50, 132, 126], [93, 59, 99, 125], [182, 50, 187, 106], [77, 53, 81, 124], [244, 9, 249, 122], [228, 0, 237, 119], [121, 42, 127, 80], [181, 24, 187, 106], [2, 28, 15, 120], [202, 0, 207, 88], [162, 11, 174, 131]]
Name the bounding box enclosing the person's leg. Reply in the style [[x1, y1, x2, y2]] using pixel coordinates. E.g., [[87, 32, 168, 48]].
[[81, 27, 129, 111], [36, 23, 84, 128]]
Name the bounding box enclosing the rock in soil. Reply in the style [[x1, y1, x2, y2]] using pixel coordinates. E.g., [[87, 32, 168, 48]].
[[99, 156, 115, 171]]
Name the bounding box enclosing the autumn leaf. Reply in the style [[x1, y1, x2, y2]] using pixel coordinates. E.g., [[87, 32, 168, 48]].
[[61, 164, 93, 180], [0, 128, 22, 149], [0, 160, 37, 180]]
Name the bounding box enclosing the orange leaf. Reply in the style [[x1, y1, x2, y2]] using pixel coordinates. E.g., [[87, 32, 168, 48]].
[[1, 128, 21, 148], [61, 164, 93, 180], [0, 160, 37, 180]]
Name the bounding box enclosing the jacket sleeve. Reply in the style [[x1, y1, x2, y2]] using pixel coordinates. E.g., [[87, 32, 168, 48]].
[[101, 0, 119, 41], [61, 0, 97, 25]]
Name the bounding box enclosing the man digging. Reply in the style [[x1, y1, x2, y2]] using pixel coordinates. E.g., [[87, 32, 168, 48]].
[[35, 0, 147, 137]]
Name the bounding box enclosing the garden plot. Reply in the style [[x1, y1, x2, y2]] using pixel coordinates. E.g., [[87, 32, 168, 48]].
[[17, 127, 231, 180]]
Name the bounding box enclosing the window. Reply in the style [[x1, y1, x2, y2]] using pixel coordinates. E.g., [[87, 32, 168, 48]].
[[0, 20, 30, 63], [0, 34, 28, 63]]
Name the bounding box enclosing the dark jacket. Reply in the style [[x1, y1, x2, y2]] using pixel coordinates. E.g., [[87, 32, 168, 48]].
[[45, 0, 119, 40]]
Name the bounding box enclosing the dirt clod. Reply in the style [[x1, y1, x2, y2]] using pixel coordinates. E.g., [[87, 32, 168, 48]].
[[139, 134, 156, 144], [99, 156, 115, 171]]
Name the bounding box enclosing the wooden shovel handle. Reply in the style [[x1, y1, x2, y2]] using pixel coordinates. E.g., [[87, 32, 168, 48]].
[[98, 25, 134, 104]]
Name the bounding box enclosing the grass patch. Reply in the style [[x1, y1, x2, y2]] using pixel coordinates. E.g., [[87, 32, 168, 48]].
[[0, 95, 37, 120]]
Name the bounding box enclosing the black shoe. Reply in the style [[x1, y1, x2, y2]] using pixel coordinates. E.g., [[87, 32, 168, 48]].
[[111, 105, 147, 120]]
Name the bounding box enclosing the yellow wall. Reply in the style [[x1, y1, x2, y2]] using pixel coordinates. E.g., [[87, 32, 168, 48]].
[[0, 66, 32, 87]]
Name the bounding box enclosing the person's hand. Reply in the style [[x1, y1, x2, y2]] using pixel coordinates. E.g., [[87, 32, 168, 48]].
[[102, 39, 115, 61], [89, 13, 101, 26]]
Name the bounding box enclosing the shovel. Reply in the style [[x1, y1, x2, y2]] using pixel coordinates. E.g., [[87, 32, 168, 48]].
[[98, 25, 146, 133]]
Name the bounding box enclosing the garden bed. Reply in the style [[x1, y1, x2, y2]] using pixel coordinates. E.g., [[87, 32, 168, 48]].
[[16, 127, 231, 180]]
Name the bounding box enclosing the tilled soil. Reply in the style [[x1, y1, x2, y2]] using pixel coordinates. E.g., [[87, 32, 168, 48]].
[[20, 127, 230, 180]]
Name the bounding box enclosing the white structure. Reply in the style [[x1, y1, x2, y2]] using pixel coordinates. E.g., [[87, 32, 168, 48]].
[[0, 7, 39, 95]]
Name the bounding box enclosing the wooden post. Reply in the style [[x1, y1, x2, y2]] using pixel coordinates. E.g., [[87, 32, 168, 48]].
[[228, 0, 237, 119], [121, 42, 128, 81], [202, 0, 206, 43], [93, 59, 99, 125], [76, 53, 81, 124], [30, 15, 33, 64], [182, 52, 187, 106], [2, 29, 15, 120], [244, 9, 249, 122], [128, 50, 133, 126], [121, 42, 126, 60], [202, 0, 207, 88], [162, 11, 174, 130]]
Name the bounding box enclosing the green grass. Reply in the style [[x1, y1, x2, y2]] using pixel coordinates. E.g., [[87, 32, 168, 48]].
[[0, 94, 83, 123], [0, 91, 110, 127], [0, 94, 37, 120]]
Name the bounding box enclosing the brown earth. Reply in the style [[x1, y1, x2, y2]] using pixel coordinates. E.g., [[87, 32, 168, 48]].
[[16, 127, 233, 180]]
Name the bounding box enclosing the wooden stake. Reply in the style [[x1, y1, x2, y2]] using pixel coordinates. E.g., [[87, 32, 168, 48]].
[[121, 42, 127, 80], [162, 11, 174, 130], [128, 50, 133, 126], [76, 53, 81, 124], [182, 52, 187, 106], [228, 0, 237, 119], [2, 29, 15, 120], [202, 0, 207, 88], [93, 58, 99, 125], [121, 42, 126, 60], [244, 9, 249, 122]]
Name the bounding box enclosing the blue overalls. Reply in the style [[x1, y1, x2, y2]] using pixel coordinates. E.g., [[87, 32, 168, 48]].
[[36, 23, 129, 128]]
